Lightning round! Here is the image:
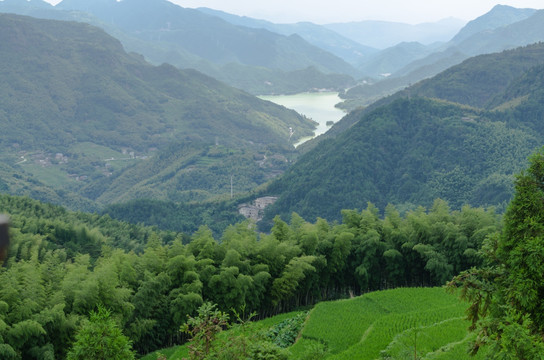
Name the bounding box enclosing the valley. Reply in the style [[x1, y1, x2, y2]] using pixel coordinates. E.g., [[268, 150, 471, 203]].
[[1, 1, 544, 359]]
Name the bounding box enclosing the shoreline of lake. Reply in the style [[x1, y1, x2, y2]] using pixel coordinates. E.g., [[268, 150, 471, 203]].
[[258, 91, 346, 147]]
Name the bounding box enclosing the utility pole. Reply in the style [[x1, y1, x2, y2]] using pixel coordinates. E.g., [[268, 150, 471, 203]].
[[230, 175, 233, 199]]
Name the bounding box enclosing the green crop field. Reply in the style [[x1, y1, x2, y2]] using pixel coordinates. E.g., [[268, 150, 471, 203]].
[[143, 287, 484, 360], [294, 287, 483, 360]]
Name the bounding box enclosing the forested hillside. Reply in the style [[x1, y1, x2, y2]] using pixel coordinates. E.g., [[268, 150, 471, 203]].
[[0, 0, 358, 95], [0, 14, 313, 151], [0, 194, 499, 358], [327, 42, 544, 138], [264, 97, 539, 225], [404, 42, 544, 108], [0, 13, 316, 210], [268, 42, 544, 227]]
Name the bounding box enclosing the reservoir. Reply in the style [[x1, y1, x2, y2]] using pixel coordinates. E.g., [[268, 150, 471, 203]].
[[259, 92, 346, 146]]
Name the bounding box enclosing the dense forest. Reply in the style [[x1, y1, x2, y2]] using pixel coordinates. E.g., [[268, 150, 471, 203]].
[[260, 43, 544, 227], [0, 193, 500, 358], [262, 97, 538, 226]]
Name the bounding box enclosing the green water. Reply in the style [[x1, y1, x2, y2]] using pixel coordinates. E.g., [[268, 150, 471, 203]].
[[259, 92, 346, 146]]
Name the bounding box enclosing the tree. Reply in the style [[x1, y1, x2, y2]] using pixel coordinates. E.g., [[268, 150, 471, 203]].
[[67, 306, 135, 360], [449, 148, 544, 358], [181, 302, 229, 360]]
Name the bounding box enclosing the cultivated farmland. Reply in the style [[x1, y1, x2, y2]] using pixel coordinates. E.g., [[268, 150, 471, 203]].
[[145, 287, 486, 359]]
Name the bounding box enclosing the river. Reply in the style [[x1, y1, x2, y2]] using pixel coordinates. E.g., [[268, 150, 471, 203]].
[[258, 92, 346, 146]]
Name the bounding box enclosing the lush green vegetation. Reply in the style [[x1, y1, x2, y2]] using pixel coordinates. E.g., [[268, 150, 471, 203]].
[[297, 287, 480, 360], [1, 9, 544, 360], [0, 13, 317, 211], [89, 142, 296, 206], [265, 44, 544, 226], [405, 42, 544, 109], [140, 288, 488, 360], [335, 41, 544, 129], [0, 193, 499, 358], [449, 147, 544, 358], [102, 197, 245, 237], [264, 97, 538, 225]]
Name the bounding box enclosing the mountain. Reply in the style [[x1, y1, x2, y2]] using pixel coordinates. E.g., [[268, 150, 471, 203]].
[[309, 41, 544, 150], [324, 18, 465, 49], [451, 4, 536, 44], [0, 0, 53, 11], [196, 7, 378, 66], [0, 0, 358, 95], [0, 13, 316, 210], [453, 9, 544, 56], [342, 6, 544, 111], [356, 41, 442, 77], [262, 97, 540, 225], [400, 42, 544, 108], [260, 44, 544, 225], [55, 0, 360, 75]]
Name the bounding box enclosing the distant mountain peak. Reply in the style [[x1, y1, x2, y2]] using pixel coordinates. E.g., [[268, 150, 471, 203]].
[[0, 0, 52, 8], [451, 4, 536, 43]]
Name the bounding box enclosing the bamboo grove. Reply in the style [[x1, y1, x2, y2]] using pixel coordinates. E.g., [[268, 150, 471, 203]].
[[0, 194, 500, 358]]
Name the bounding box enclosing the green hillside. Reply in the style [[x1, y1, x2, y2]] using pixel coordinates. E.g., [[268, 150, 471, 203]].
[[267, 44, 544, 225], [0, 0, 360, 95], [331, 42, 544, 137], [1, 147, 541, 359], [264, 97, 538, 224], [0, 13, 316, 210], [405, 42, 544, 108], [294, 287, 484, 360], [0, 13, 314, 151]]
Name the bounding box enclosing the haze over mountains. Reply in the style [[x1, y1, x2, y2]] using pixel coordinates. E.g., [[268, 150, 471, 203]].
[[341, 5, 544, 109], [0, 0, 466, 96], [0, 0, 360, 94], [4, 1, 542, 103], [1, 0, 544, 232]]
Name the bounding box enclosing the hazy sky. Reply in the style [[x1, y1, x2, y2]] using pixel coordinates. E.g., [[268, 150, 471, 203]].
[[42, 1, 544, 24]]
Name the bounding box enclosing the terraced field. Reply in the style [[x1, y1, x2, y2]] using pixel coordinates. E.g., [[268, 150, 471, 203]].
[[291, 287, 486, 360], [144, 287, 487, 359]]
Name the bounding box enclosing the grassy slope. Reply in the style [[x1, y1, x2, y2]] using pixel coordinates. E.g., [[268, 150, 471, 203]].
[[146, 287, 487, 360], [294, 287, 483, 360]]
